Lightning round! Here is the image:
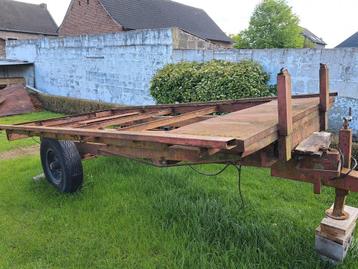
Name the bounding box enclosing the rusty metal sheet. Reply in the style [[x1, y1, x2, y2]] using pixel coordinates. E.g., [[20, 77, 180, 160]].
[[171, 97, 323, 154], [0, 84, 35, 117]]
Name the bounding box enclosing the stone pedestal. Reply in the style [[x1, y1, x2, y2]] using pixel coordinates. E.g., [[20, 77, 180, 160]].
[[315, 205, 358, 263]]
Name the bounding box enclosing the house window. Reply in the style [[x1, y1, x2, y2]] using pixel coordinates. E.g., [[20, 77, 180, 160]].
[[87, 0, 89, 4], [79, 1, 81, 6], [7, 38, 18, 41]]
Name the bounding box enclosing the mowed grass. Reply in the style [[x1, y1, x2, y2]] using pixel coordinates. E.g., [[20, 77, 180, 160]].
[[0, 113, 358, 268], [0, 112, 62, 152]]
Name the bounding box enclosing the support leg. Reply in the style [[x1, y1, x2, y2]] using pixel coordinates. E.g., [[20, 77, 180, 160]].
[[326, 189, 349, 220], [316, 107, 356, 262]]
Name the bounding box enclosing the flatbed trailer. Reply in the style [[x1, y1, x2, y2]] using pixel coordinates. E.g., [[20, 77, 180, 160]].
[[1, 64, 357, 262]]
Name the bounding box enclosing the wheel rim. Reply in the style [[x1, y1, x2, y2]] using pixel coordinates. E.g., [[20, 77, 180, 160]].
[[46, 149, 63, 185]]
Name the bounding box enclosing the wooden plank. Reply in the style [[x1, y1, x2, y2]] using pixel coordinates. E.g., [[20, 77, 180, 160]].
[[320, 64, 330, 130], [320, 205, 358, 238], [0, 77, 26, 86], [120, 106, 217, 131], [295, 132, 332, 155], [316, 225, 355, 245], [0, 124, 237, 150]]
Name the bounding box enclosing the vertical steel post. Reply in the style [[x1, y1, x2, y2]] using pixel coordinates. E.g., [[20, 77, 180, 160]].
[[326, 116, 353, 220], [319, 64, 329, 131], [277, 69, 293, 161]]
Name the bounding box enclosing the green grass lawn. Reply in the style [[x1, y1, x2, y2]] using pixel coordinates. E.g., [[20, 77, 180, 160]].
[[0, 113, 357, 268], [0, 112, 62, 153]]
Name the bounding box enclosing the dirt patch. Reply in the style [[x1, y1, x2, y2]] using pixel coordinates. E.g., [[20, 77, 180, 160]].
[[0, 145, 39, 160]]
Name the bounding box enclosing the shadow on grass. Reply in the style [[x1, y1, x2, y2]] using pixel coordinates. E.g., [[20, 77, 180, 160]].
[[20, 156, 357, 269], [83, 157, 341, 268]]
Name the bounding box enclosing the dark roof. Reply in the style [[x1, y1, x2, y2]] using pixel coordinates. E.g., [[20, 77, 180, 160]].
[[301, 27, 326, 46], [0, 59, 33, 66], [100, 0, 232, 43], [0, 0, 58, 35], [336, 32, 358, 48]]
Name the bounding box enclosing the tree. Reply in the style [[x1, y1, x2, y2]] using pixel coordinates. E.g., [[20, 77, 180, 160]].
[[237, 0, 304, 49], [230, 34, 250, 49]]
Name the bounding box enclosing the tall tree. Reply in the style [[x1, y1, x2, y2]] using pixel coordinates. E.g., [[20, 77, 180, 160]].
[[236, 0, 304, 49]]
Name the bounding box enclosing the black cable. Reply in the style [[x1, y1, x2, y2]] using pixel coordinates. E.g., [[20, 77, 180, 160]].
[[338, 148, 345, 170], [333, 149, 357, 179], [353, 157, 358, 171], [189, 163, 231, 176], [341, 156, 358, 178], [189, 163, 245, 208], [234, 164, 245, 208]]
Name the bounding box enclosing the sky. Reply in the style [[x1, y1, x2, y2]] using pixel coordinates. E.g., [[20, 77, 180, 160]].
[[19, 0, 358, 48]]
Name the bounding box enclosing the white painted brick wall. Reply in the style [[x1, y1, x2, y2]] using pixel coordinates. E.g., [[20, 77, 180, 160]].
[[6, 28, 174, 105]]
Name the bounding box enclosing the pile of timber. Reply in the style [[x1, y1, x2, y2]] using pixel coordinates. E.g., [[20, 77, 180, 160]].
[[0, 84, 35, 117]]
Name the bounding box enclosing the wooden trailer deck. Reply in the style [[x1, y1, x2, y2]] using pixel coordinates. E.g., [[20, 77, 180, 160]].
[[0, 66, 344, 170], [0, 94, 335, 159]]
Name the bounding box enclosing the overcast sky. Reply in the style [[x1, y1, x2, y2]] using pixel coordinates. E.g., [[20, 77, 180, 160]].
[[19, 0, 358, 48]]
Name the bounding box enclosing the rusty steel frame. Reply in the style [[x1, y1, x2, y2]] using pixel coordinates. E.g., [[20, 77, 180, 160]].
[[0, 65, 357, 216]]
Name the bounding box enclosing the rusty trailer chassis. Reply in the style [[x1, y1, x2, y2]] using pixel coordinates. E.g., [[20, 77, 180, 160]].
[[0, 64, 357, 221]]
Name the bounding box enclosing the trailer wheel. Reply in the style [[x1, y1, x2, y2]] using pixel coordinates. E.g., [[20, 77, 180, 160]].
[[40, 138, 83, 193]]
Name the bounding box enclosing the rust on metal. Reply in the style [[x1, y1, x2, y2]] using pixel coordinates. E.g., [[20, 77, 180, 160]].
[[319, 63, 330, 131], [277, 69, 293, 161], [0, 65, 357, 201], [325, 119, 354, 220], [326, 189, 350, 220]]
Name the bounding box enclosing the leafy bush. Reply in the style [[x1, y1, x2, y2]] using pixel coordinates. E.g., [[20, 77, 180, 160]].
[[150, 60, 273, 104], [28, 89, 119, 115]]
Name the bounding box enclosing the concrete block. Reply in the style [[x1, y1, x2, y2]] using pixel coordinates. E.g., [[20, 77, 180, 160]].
[[315, 205, 358, 263], [315, 234, 353, 262]]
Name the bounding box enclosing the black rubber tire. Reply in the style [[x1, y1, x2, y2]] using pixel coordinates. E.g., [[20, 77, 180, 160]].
[[40, 138, 83, 193]]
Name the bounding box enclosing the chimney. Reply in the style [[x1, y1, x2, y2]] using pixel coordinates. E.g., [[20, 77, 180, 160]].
[[39, 3, 47, 9]]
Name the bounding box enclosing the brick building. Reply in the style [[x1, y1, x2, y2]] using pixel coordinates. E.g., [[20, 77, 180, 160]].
[[59, 0, 232, 47], [0, 0, 58, 58]]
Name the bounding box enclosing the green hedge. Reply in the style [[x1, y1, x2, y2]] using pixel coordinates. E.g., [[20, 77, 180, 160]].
[[150, 60, 273, 104], [28, 89, 119, 115]]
